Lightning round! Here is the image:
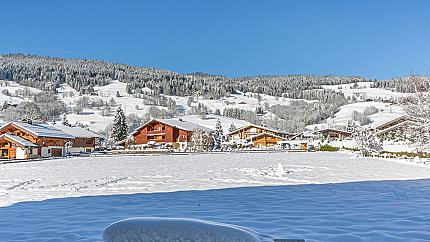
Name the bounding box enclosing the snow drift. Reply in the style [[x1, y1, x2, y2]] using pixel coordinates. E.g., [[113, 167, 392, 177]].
[[103, 217, 272, 242]]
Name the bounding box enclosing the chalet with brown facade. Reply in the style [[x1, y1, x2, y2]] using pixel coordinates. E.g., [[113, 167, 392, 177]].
[[228, 124, 281, 140], [313, 128, 352, 141], [227, 124, 287, 147], [130, 118, 212, 149], [53, 125, 101, 154], [373, 115, 421, 139], [245, 132, 286, 148], [0, 122, 74, 159]]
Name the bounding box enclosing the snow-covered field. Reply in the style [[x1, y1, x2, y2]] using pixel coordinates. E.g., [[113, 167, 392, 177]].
[[322, 82, 409, 100], [1, 153, 430, 241], [2, 152, 429, 207], [0, 153, 430, 242], [308, 101, 406, 130]]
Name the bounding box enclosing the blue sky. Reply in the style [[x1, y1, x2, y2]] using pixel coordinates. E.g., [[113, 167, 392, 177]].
[[1, 0, 429, 79]]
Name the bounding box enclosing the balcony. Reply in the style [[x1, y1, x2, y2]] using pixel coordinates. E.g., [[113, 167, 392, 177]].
[[146, 130, 166, 135]]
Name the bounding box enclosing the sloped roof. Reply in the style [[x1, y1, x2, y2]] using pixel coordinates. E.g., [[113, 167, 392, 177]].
[[375, 120, 421, 136], [246, 132, 286, 141], [227, 124, 282, 135], [0, 133, 38, 147], [313, 128, 352, 135], [53, 125, 101, 138], [159, 118, 213, 132], [132, 118, 213, 135], [0, 122, 74, 139], [374, 115, 417, 130]]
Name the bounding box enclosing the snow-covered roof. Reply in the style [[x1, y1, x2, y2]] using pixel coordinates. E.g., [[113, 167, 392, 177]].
[[132, 118, 213, 135], [375, 120, 421, 136], [0, 133, 38, 147], [246, 132, 286, 141], [159, 118, 213, 132], [0, 122, 74, 139], [53, 125, 101, 138], [227, 124, 282, 135]]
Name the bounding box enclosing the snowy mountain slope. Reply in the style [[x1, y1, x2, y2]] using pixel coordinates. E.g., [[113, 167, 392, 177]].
[[307, 101, 406, 130], [0, 78, 413, 134], [170, 91, 315, 114], [57, 81, 296, 132], [321, 82, 409, 100], [0, 80, 41, 105], [57, 81, 164, 132]]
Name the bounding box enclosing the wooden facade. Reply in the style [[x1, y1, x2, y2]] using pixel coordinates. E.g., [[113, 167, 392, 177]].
[[0, 122, 72, 159], [228, 124, 280, 141], [72, 137, 96, 150], [131, 119, 201, 149], [53, 125, 100, 154], [246, 133, 285, 147], [314, 129, 352, 140], [374, 115, 415, 131]]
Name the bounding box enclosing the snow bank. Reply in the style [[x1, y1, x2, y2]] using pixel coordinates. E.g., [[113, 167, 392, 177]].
[[103, 217, 268, 242]]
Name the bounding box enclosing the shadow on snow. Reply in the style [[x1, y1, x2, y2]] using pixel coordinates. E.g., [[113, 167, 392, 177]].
[[1, 179, 430, 242]]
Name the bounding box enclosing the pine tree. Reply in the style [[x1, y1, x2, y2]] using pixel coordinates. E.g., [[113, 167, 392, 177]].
[[61, 114, 70, 126], [111, 106, 128, 142], [213, 119, 224, 149]]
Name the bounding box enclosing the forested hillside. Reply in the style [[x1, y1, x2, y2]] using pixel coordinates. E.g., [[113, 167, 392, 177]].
[[0, 53, 420, 133], [374, 75, 430, 93], [1, 54, 370, 100]]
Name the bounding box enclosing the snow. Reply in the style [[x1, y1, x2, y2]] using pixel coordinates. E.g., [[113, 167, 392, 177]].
[[103, 217, 265, 242], [178, 114, 251, 133], [53, 124, 101, 138], [0, 122, 75, 139], [56, 81, 250, 133], [0, 80, 41, 105], [1, 153, 430, 241], [1, 152, 430, 207], [1, 133, 38, 147], [308, 101, 406, 130], [149, 118, 214, 133], [321, 82, 410, 100], [170, 91, 312, 114]]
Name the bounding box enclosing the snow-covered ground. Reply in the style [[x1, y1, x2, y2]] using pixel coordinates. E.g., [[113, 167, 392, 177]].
[[57, 81, 256, 132], [1, 152, 429, 208], [322, 82, 410, 100], [170, 91, 314, 114], [0, 80, 41, 105], [0, 153, 430, 241], [308, 101, 406, 130]]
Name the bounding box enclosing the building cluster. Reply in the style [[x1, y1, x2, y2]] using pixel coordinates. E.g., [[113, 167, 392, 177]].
[[0, 114, 419, 161], [124, 118, 356, 152], [0, 121, 100, 160]]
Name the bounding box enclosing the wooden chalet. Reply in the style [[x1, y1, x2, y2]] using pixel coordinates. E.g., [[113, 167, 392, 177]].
[[228, 124, 282, 141], [130, 118, 213, 149], [245, 132, 286, 148], [53, 125, 101, 154], [313, 128, 352, 140], [374, 115, 417, 131], [290, 131, 316, 141], [373, 116, 421, 139], [0, 122, 74, 159]]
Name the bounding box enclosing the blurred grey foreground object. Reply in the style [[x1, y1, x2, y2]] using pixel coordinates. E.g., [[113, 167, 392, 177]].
[[103, 217, 305, 242]]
